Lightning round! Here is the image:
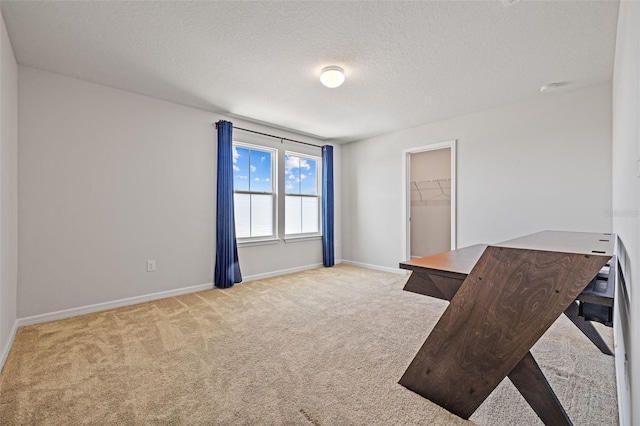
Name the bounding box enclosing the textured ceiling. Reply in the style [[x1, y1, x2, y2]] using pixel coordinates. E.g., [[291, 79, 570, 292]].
[[0, 1, 619, 143]]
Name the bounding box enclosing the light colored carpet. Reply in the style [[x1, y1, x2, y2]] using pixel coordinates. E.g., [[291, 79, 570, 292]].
[[0, 264, 617, 425]]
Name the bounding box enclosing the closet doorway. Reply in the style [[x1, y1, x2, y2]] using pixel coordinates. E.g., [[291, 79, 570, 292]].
[[402, 141, 456, 261]]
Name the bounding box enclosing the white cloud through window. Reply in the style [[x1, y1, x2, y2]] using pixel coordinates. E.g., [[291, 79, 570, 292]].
[[285, 156, 311, 172]]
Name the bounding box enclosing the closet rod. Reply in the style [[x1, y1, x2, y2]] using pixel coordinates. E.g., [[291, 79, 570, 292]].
[[214, 123, 322, 148]]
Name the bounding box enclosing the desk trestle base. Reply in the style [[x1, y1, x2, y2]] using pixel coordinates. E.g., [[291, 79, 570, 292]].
[[399, 246, 609, 425]]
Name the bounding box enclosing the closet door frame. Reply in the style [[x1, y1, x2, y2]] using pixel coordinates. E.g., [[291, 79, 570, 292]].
[[401, 140, 457, 262]]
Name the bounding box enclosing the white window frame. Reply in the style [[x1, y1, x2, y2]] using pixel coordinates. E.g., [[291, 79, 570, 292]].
[[233, 141, 278, 243], [284, 151, 322, 237]]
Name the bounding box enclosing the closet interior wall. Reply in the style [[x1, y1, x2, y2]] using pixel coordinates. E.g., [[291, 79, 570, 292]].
[[410, 148, 451, 257]]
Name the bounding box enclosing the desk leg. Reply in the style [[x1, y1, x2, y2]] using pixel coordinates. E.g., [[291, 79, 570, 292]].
[[563, 301, 613, 356], [508, 352, 573, 426]]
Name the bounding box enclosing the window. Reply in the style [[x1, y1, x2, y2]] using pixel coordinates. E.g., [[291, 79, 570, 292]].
[[285, 152, 320, 235], [233, 143, 276, 239]]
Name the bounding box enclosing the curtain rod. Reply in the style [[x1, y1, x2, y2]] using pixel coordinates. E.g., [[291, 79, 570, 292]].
[[235, 126, 323, 148], [214, 123, 322, 148]]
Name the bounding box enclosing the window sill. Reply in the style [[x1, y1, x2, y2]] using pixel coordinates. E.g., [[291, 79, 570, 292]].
[[283, 235, 322, 243], [237, 238, 280, 247]]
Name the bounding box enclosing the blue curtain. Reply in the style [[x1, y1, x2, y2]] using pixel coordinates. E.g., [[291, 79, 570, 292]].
[[322, 145, 335, 267], [214, 120, 242, 288]]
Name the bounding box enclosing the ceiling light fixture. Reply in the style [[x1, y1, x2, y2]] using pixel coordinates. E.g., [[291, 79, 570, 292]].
[[320, 66, 345, 88]]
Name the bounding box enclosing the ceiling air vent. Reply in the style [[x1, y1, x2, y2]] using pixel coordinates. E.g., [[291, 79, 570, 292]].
[[502, 0, 521, 7]]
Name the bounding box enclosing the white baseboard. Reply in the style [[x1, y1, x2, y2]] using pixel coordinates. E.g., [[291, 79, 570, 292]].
[[15, 262, 347, 327], [10, 260, 399, 357], [17, 282, 213, 327], [0, 320, 18, 374], [242, 263, 325, 282], [341, 260, 407, 275]]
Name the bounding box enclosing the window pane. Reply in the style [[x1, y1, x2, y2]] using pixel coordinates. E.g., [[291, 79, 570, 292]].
[[285, 196, 302, 234], [249, 149, 272, 193], [233, 143, 276, 240], [285, 154, 318, 196], [233, 146, 250, 191], [285, 154, 300, 194], [300, 158, 317, 196], [301, 197, 319, 233], [234, 194, 250, 238], [251, 194, 273, 237]]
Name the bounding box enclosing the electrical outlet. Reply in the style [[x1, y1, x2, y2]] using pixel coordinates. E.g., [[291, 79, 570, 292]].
[[147, 260, 156, 272]]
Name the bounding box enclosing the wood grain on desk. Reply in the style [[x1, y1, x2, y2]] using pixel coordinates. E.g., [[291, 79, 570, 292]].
[[400, 231, 615, 308], [398, 231, 617, 425], [399, 245, 610, 421], [401, 231, 615, 275], [399, 244, 486, 277], [399, 244, 486, 302]]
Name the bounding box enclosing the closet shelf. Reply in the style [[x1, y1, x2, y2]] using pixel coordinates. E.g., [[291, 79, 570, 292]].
[[411, 178, 451, 202]]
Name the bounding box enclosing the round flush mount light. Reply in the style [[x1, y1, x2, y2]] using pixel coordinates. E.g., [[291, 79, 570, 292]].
[[320, 66, 345, 88]]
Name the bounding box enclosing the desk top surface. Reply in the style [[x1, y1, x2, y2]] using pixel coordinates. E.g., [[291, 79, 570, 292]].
[[497, 231, 614, 256], [400, 244, 486, 275], [400, 231, 615, 274]]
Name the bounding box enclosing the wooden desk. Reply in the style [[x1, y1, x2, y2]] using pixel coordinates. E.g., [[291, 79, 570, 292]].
[[398, 231, 615, 426]]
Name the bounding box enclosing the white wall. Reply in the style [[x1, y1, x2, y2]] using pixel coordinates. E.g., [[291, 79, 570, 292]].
[[342, 83, 612, 269], [18, 66, 340, 319], [410, 148, 451, 257], [0, 9, 18, 369], [611, 2, 639, 425]]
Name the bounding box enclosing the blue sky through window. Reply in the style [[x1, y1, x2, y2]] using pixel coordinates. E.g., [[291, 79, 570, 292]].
[[285, 154, 317, 195], [233, 146, 272, 193]]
